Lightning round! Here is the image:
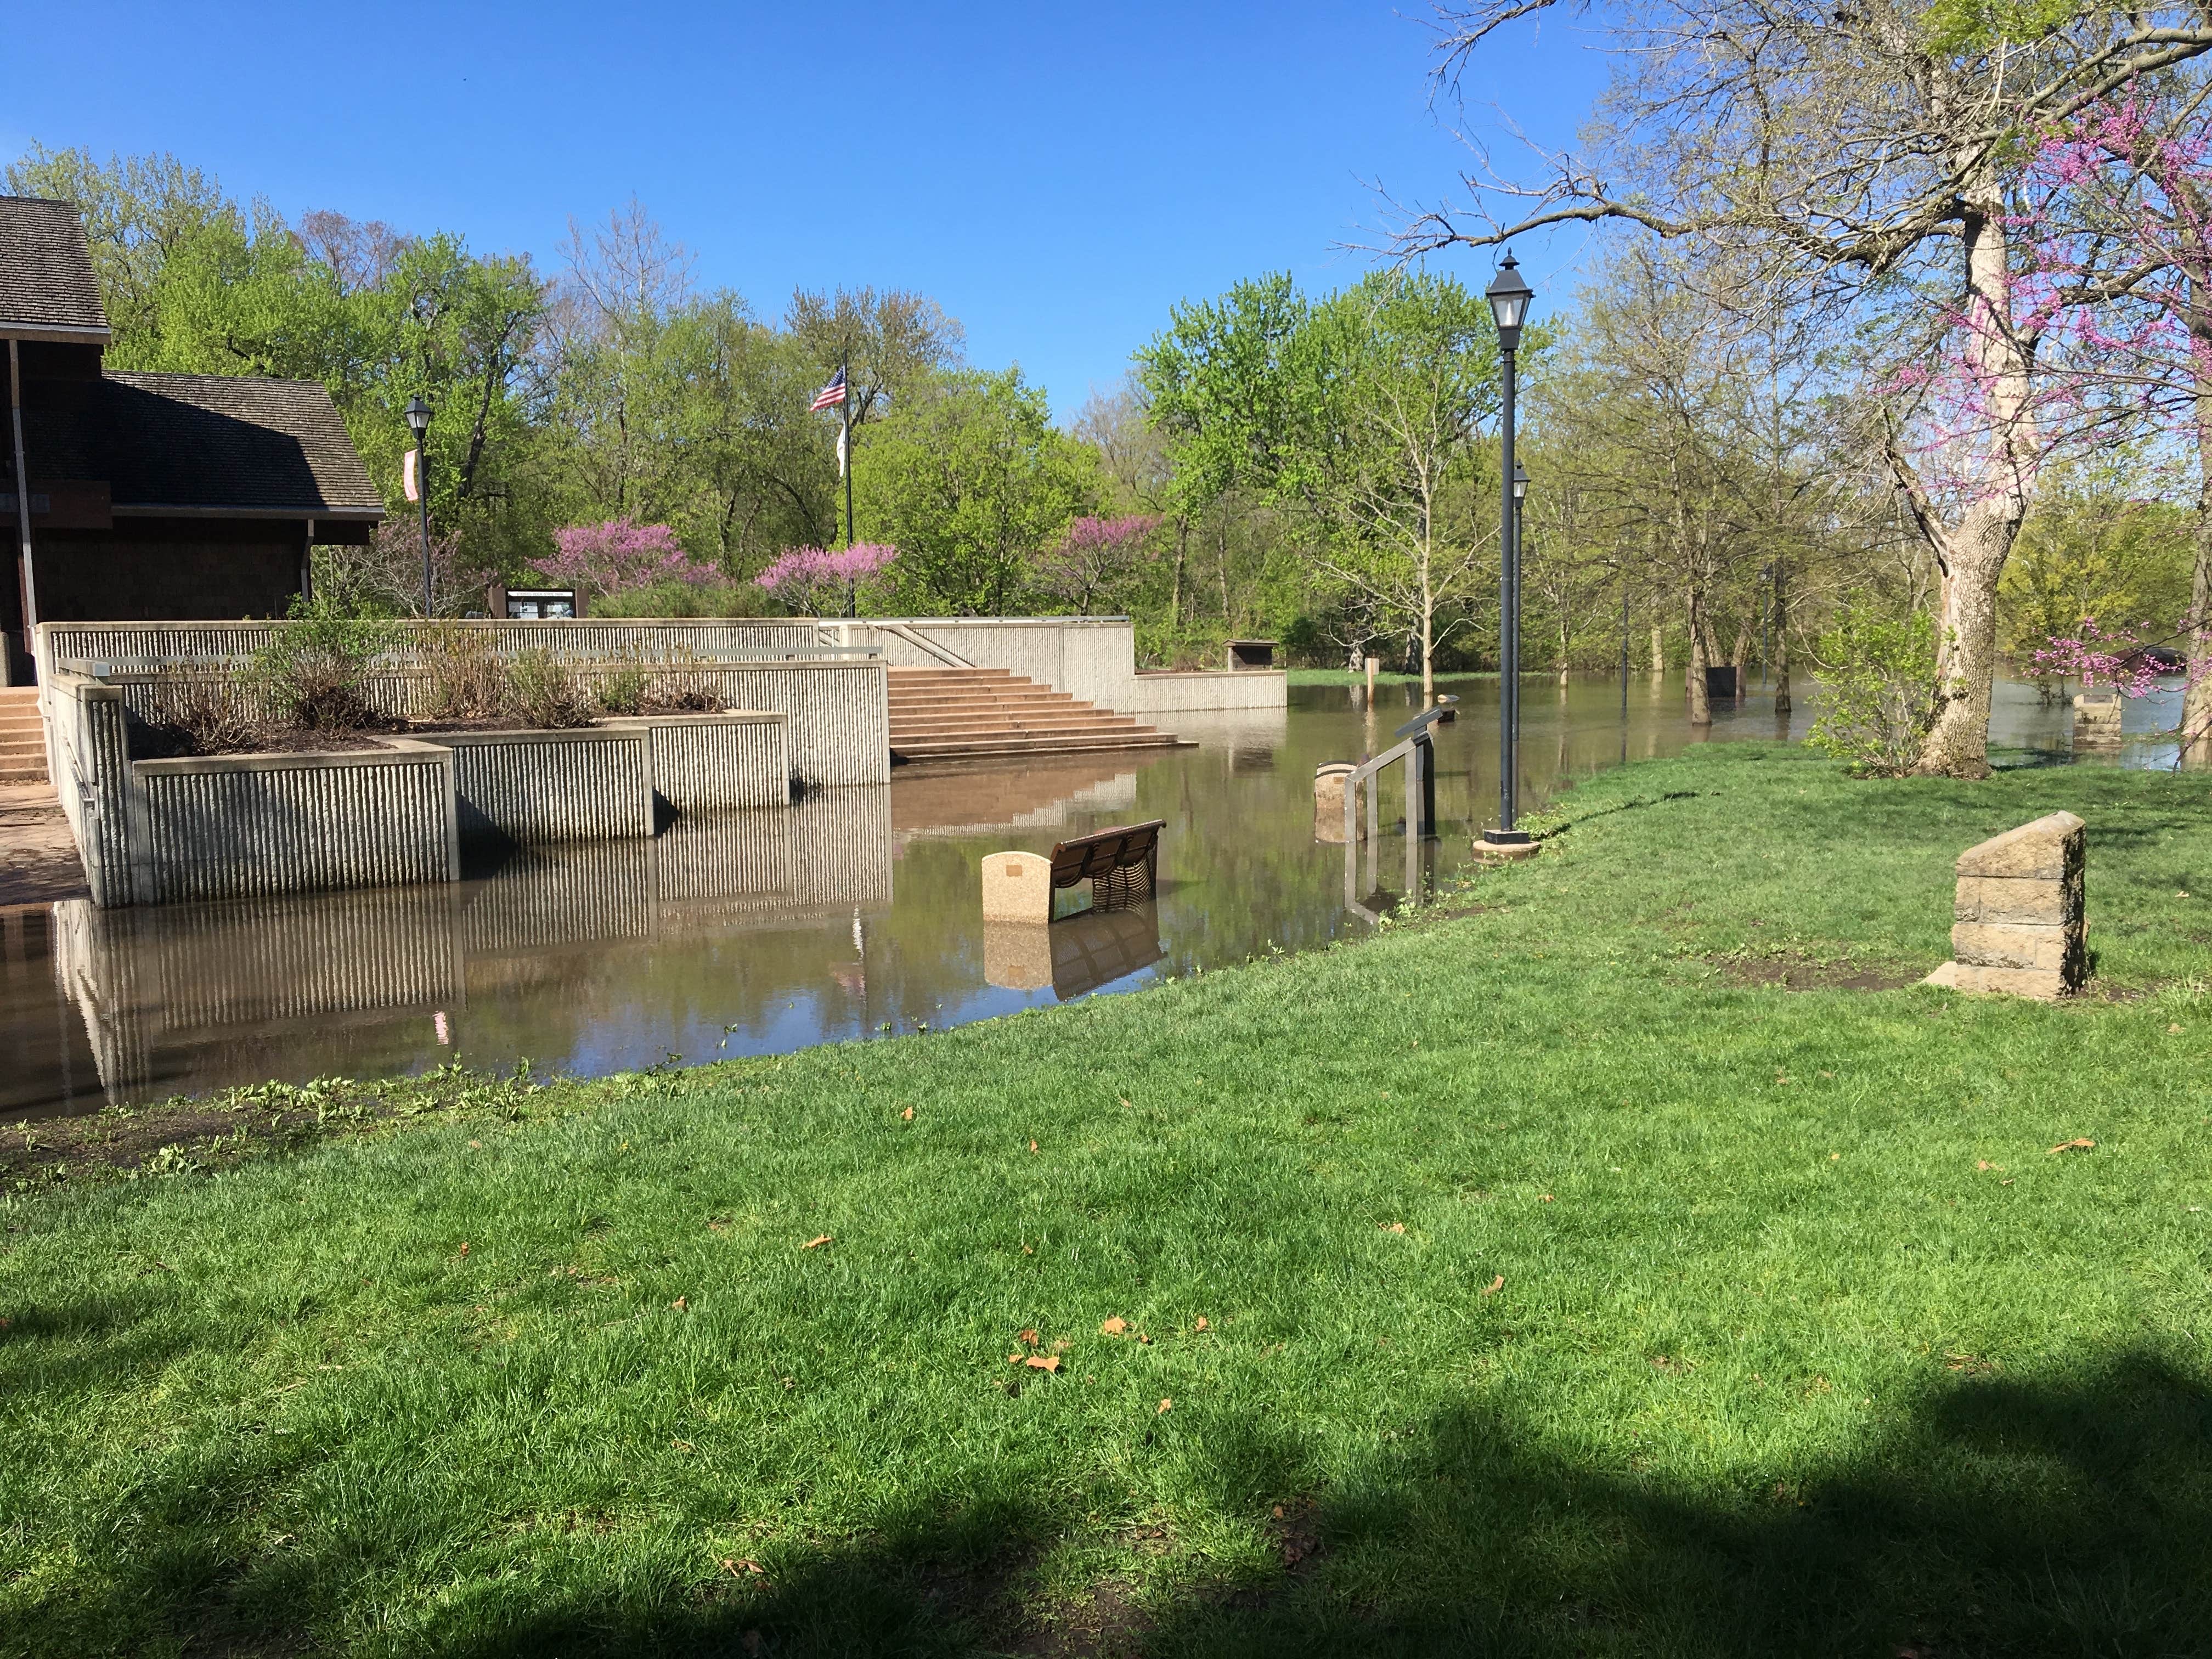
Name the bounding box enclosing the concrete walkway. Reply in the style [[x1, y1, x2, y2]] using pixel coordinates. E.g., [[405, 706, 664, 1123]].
[[0, 783, 88, 906]]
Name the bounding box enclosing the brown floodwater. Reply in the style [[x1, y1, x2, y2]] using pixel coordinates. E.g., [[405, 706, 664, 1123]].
[[0, 671, 2181, 1120]]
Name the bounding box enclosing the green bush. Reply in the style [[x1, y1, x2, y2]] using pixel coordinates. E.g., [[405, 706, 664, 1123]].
[[594, 664, 648, 716], [421, 624, 507, 721], [1805, 606, 1943, 776], [505, 646, 590, 729], [242, 599, 395, 730]]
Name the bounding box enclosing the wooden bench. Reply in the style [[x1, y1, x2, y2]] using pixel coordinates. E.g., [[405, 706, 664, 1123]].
[[980, 819, 1166, 924]]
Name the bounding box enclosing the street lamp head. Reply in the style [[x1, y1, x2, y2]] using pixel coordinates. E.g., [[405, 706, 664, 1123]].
[[1486, 252, 1534, 349], [404, 396, 433, 436], [1512, 462, 1530, 501]]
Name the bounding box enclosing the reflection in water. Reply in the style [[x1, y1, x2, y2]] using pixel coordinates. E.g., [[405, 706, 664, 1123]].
[[1, 673, 2183, 1119]]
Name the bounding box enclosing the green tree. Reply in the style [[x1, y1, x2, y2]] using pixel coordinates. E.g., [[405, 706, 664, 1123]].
[[856, 369, 1100, 614]]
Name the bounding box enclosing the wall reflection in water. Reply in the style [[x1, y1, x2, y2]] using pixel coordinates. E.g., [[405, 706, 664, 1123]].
[[38, 788, 894, 1112]]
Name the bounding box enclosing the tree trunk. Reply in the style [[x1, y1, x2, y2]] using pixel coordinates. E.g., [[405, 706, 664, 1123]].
[[1686, 590, 1711, 725], [1914, 502, 2015, 778], [1912, 185, 2034, 778], [1649, 623, 1664, 675], [2185, 272, 2212, 760], [1773, 561, 1792, 716], [1170, 518, 1188, 630]]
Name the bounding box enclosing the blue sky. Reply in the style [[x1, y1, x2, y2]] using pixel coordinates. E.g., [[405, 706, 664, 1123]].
[[4, 2, 1607, 415]]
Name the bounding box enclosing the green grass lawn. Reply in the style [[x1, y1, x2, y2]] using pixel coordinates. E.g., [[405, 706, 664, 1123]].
[[5, 744, 2211, 1657], [1284, 666, 1441, 686]]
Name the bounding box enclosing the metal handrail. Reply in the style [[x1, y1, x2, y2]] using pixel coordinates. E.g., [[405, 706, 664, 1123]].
[[1343, 734, 1430, 910], [877, 621, 976, 669]]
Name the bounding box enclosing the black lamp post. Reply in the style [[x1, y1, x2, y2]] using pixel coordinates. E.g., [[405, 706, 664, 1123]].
[[404, 397, 433, 616], [1482, 253, 1534, 851]]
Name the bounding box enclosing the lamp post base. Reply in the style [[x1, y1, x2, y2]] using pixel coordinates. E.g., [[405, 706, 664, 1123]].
[[1475, 830, 1538, 862]]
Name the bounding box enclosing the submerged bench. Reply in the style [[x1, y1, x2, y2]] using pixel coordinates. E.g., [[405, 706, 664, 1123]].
[[980, 819, 1166, 923]]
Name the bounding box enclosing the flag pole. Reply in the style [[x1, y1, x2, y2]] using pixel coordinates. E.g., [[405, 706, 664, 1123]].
[[840, 358, 854, 551]]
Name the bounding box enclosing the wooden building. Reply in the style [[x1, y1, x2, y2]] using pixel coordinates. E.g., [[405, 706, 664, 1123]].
[[1, 195, 383, 683]]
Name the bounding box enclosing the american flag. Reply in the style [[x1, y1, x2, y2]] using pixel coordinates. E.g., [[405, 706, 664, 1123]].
[[810, 369, 847, 412]]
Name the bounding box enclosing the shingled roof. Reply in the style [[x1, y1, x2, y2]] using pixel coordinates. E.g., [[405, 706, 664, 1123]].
[[24, 373, 383, 518], [0, 196, 109, 339]]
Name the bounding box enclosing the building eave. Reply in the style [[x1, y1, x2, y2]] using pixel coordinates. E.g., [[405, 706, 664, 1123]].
[[0, 323, 112, 345], [109, 503, 386, 521]]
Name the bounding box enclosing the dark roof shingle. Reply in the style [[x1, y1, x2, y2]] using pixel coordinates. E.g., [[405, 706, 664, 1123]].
[[24, 373, 383, 517], [0, 196, 109, 338]]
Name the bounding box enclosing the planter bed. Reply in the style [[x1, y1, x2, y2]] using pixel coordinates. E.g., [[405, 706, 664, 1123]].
[[414, 725, 655, 847]]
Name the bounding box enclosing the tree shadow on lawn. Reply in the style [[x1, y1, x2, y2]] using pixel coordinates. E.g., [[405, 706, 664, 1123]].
[[185, 1347, 2200, 1659]]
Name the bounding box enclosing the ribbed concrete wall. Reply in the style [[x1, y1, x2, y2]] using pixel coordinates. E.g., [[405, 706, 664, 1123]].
[[44, 675, 148, 906], [644, 713, 789, 811], [837, 618, 1285, 713], [427, 727, 655, 846], [40, 618, 832, 672], [136, 743, 460, 904], [81, 659, 885, 789]]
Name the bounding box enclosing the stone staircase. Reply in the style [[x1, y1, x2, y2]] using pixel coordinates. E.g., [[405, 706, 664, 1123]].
[[887, 667, 1187, 763], [0, 687, 46, 784]]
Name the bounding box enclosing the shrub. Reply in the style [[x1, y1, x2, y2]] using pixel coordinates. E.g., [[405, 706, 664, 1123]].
[[755, 544, 897, 617], [142, 679, 261, 757], [244, 601, 394, 730], [1805, 606, 1944, 776], [505, 647, 590, 729], [421, 624, 507, 721], [595, 664, 648, 716]]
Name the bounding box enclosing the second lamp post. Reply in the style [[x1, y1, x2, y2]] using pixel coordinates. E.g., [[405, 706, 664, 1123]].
[[1482, 253, 1534, 853], [405, 396, 433, 617]]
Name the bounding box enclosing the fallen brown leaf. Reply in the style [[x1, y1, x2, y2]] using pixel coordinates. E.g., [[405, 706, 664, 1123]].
[[1481, 1274, 1505, 1296], [1158, 1397, 1173, 1413], [1019, 1328, 1039, 1345], [1024, 1354, 1060, 1373], [1137, 1333, 1153, 1345], [1119, 1097, 1132, 1109], [1381, 1221, 1406, 1234], [901, 1106, 915, 1121], [1101, 1317, 1127, 1335], [1194, 1316, 1209, 1331], [723, 1558, 765, 1578], [456, 1243, 470, 1257], [2048, 1137, 2096, 1155], [1029, 1139, 1040, 1154], [467, 1139, 482, 1149], [802, 1234, 832, 1249], [671, 1297, 687, 1311], [1539, 1194, 1554, 1202]]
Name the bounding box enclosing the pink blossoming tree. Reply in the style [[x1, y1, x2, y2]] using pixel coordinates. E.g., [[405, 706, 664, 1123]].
[[754, 543, 898, 617], [537, 520, 715, 601], [1032, 515, 1159, 614]]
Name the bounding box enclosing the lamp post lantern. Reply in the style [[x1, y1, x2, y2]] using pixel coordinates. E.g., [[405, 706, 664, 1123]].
[[1482, 253, 1534, 854], [405, 397, 433, 616]]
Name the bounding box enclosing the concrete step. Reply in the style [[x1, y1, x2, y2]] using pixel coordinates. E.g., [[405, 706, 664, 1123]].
[[892, 733, 1184, 760], [890, 716, 1157, 740]]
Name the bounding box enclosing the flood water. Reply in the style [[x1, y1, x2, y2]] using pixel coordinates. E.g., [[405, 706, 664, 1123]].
[[0, 672, 2186, 1119]]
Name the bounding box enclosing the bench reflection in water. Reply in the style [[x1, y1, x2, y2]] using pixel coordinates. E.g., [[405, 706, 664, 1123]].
[[50, 787, 893, 1098], [983, 905, 1164, 1000]]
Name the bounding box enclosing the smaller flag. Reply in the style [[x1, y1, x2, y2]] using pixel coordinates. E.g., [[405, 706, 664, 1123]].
[[403, 449, 421, 503], [810, 369, 848, 412], [836, 422, 847, 478]]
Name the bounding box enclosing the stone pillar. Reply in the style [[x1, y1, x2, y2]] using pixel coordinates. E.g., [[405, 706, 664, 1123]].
[[1314, 761, 1357, 843], [981, 850, 1052, 923], [2072, 693, 2122, 748], [1932, 811, 2086, 998]]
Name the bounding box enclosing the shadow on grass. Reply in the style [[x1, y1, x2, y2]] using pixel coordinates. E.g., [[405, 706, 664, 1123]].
[[26, 1347, 2198, 1658]]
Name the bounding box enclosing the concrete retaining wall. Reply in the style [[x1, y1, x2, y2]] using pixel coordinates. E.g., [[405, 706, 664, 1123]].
[[420, 726, 654, 846], [55, 657, 885, 792], [828, 617, 1285, 714], [38, 617, 834, 674], [133, 740, 461, 904], [641, 712, 790, 811]]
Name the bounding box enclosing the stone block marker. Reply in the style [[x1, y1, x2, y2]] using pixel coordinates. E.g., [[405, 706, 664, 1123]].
[[1314, 761, 1357, 844], [981, 850, 1052, 923], [1925, 811, 2086, 998]]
